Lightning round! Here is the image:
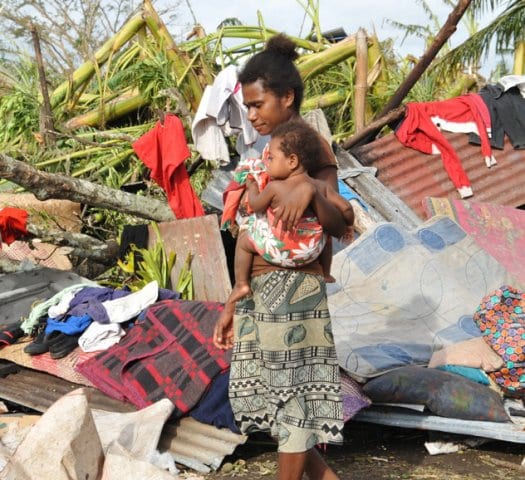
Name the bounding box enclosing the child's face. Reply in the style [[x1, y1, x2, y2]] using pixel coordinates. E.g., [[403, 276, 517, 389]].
[[267, 137, 293, 180]]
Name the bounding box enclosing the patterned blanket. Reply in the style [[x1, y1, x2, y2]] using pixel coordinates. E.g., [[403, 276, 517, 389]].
[[424, 196, 525, 285], [76, 299, 231, 416]]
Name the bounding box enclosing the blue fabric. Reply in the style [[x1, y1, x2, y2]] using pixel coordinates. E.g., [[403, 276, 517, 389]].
[[338, 180, 368, 210], [45, 314, 92, 335], [190, 370, 240, 433], [436, 365, 491, 385]]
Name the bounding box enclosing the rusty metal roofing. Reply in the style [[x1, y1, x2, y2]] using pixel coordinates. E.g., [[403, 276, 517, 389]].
[[351, 131, 525, 219]]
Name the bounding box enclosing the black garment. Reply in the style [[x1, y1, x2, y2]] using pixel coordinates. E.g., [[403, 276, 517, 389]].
[[118, 224, 149, 265], [469, 85, 525, 149]]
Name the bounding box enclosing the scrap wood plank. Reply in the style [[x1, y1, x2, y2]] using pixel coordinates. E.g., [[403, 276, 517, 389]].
[[149, 214, 231, 303]]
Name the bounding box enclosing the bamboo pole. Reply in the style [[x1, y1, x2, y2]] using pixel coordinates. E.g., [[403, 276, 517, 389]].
[[142, 0, 204, 112], [354, 28, 368, 133], [50, 13, 146, 108], [367, 34, 388, 97], [297, 35, 358, 80], [72, 149, 135, 177], [302, 89, 348, 110], [64, 91, 148, 130], [182, 26, 323, 53]]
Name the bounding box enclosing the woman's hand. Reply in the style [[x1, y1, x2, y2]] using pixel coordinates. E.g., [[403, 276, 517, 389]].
[[213, 302, 235, 350], [271, 181, 316, 231]]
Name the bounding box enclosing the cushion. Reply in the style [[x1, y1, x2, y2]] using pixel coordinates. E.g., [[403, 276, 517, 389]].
[[362, 366, 510, 422]]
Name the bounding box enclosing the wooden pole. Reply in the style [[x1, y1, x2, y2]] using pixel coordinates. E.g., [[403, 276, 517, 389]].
[[30, 24, 55, 147], [342, 106, 405, 150]]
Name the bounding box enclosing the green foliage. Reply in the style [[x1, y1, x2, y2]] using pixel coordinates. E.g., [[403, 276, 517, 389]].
[[432, 0, 525, 80], [0, 57, 40, 154]]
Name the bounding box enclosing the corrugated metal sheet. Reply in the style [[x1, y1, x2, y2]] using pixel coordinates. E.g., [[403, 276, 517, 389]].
[[354, 406, 525, 443], [352, 131, 525, 219], [0, 367, 134, 413]]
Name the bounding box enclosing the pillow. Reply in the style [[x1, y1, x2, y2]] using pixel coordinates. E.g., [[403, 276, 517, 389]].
[[362, 366, 510, 423]]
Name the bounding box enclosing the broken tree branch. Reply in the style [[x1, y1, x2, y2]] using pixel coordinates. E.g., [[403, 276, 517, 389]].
[[342, 106, 405, 150]]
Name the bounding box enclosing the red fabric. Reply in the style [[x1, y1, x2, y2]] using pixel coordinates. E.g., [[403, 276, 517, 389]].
[[396, 96, 493, 191], [132, 114, 205, 219], [0, 207, 28, 245]]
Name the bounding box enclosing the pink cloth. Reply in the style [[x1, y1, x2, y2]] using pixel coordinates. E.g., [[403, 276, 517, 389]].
[[133, 114, 205, 219], [424, 196, 525, 285]]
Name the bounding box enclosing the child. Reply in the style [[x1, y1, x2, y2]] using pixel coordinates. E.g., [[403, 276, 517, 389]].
[[229, 119, 354, 304]]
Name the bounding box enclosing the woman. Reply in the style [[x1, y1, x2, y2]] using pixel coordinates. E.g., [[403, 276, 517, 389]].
[[214, 33, 347, 480]]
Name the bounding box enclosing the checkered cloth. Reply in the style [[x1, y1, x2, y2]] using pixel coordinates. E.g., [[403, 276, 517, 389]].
[[76, 299, 231, 415]]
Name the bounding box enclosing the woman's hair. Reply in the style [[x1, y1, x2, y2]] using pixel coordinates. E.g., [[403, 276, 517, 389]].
[[238, 33, 303, 112], [271, 119, 321, 172]]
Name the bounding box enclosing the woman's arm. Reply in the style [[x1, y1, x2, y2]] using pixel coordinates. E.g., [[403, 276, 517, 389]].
[[310, 185, 347, 238], [325, 184, 355, 226]]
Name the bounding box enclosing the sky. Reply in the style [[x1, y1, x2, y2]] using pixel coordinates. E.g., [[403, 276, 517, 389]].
[[172, 0, 482, 59]]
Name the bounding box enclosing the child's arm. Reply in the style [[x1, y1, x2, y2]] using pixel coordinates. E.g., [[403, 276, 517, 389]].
[[246, 176, 277, 213]]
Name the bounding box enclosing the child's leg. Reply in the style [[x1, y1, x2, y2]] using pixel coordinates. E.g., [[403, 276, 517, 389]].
[[231, 231, 255, 301], [320, 237, 336, 283]]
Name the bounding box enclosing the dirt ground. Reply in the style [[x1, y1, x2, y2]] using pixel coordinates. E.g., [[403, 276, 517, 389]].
[[197, 421, 525, 480]]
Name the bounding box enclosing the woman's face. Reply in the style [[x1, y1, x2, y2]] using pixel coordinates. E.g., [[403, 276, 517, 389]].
[[242, 80, 295, 136]]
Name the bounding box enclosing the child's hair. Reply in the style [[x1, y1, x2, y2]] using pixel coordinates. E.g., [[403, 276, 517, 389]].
[[271, 119, 322, 172], [238, 33, 303, 112]]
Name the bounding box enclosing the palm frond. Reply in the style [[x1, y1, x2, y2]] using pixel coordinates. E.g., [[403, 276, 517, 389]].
[[431, 1, 525, 78]]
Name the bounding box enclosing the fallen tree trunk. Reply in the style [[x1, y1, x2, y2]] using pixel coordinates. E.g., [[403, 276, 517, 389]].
[[0, 153, 175, 222]]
